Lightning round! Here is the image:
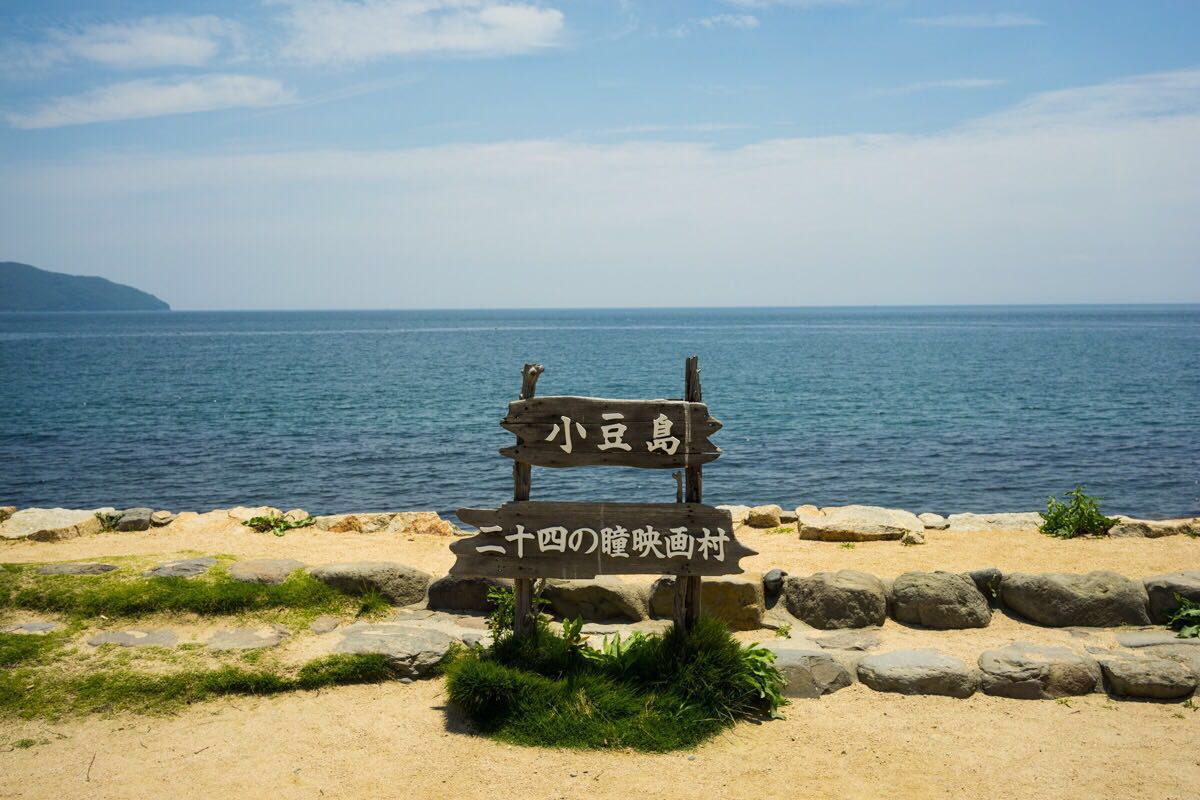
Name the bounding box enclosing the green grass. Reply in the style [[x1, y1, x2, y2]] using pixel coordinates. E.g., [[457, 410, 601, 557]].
[[0, 565, 389, 620], [1039, 486, 1118, 538], [445, 616, 785, 752], [1167, 594, 1200, 639], [0, 653, 408, 719], [243, 514, 317, 537]]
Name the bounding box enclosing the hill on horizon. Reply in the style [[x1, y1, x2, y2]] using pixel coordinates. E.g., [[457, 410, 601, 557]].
[[0, 262, 169, 312]]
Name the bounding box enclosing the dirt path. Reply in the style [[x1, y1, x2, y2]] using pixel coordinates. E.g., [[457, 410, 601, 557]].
[[2, 679, 1195, 800]]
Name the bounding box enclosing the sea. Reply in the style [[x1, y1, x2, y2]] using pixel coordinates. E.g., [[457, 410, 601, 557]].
[[1, 306, 1197, 520]]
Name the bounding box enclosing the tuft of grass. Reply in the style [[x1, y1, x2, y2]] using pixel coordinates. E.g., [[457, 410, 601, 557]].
[[0, 653, 408, 720], [774, 623, 792, 639], [0, 566, 383, 620], [94, 511, 122, 532], [445, 616, 786, 752], [839, 542, 855, 550], [1039, 486, 1117, 538], [243, 514, 316, 537]]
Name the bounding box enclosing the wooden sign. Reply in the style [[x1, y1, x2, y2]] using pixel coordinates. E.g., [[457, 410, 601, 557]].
[[452, 501, 750, 579], [500, 397, 721, 469]]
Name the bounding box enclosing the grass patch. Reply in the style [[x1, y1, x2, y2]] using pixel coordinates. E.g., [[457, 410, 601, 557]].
[[1039, 486, 1117, 538], [0, 566, 389, 620], [243, 514, 316, 537], [0, 653, 407, 719], [445, 614, 785, 752]]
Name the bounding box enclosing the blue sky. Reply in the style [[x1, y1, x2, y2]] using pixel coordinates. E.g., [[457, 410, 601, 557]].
[[1, 1, 1198, 309]]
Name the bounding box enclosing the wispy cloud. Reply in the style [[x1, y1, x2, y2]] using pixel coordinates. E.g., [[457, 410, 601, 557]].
[[882, 78, 1007, 95], [6, 74, 293, 129], [722, 1, 855, 7], [583, 122, 751, 136], [669, 13, 759, 38], [275, 0, 565, 64], [908, 13, 1045, 29], [1, 16, 243, 74]]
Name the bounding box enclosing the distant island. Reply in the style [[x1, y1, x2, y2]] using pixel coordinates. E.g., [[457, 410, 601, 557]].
[[0, 262, 169, 312]]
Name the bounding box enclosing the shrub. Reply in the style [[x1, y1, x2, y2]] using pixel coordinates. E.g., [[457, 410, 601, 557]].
[[1039, 486, 1118, 538], [1168, 595, 1200, 639], [243, 513, 316, 536], [445, 616, 786, 752]]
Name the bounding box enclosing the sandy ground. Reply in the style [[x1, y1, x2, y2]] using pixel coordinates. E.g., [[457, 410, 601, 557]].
[[1, 679, 1196, 800], [3, 519, 1197, 579]]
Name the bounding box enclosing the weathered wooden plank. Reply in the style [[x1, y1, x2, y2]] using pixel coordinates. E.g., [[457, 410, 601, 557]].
[[500, 396, 722, 469], [511, 363, 543, 637], [451, 501, 753, 580]]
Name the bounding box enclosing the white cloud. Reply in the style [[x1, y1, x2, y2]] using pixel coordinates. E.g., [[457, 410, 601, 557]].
[[6, 74, 294, 129], [2, 16, 243, 73], [3, 69, 1198, 308], [670, 13, 759, 37], [275, 0, 564, 63], [908, 13, 1045, 29], [884, 78, 1007, 94]]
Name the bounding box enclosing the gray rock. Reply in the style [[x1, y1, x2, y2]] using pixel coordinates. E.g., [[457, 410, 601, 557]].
[[783, 570, 887, 629], [900, 530, 925, 546], [333, 623, 457, 678], [115, 508, 153, 532], [1115, 630, 1200, 648], [715, 505, 751, 525], [0, 507, 113, 541], [309, 562, 431, 605], [857, 649, 977, 698], [1139, 644, 1200, 680], [918, 512, 949, 530], [946, 512, 1043, 533], [88, 629, 177, 648], [546, 577, 648, 623], [968, 568, 1004, 607], [37, 562, 118, 576], [150, 510, 176, 527], [3, 622, 59, 635], [890, 571, 991, 629], [763, 568, 787, 598], [427, 575, 511, 613], [1108, 517, 1198, 538], [208, 627, 287, 651], [1100, 657, 1197, 699], [144, 557, 218, 579], [309, 615, 341, 634], [779, 510, 799, 524], [228, 558, 305, 585], [746, 504, 782, 528], [978, 642, 1102, 699], [768, 644, 853, 698], [795, 505, 924, 542], [813, 630, 882, 651], [649, 576, 763, 630], [1142, 572, 1200, 624], [1001, 571, 1150, 627]]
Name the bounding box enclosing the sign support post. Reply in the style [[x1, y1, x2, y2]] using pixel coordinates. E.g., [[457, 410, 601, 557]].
[[512, 362, 544, 637]]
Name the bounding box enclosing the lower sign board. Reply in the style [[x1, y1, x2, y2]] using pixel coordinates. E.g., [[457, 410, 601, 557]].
[[452, 501, 754, 579]]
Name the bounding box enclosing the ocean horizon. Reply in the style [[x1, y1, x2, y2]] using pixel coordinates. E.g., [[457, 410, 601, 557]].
[[3, 304, 1197, 519]]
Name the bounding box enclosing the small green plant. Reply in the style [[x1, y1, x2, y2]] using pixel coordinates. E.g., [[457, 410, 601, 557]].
[[767, 526, 791, 534], [12, 738, 38, 749], [243, 514, 316, 537], [1166, 594, 1200, 639], [1039, 486, 1118, 538], [95, 511, 122, 532], [1182, 698, 1197, 711], [1055, 697, 1073, 708], [840, 542, 855, 550], [485, 584, 550, 643], [774, 623, 792, 639]]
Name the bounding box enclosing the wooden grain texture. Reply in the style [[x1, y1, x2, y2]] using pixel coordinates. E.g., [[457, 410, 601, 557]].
[[680, 355, 705, 628], [450, 501, 752, 580], [500, 396, 721, 469], [511, 363, 543, 636]]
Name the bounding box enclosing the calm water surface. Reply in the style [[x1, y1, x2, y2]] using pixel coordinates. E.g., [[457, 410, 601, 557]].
[[1, 306, 1197, 519]]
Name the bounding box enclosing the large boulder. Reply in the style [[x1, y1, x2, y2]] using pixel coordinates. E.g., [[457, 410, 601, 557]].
[[746, 505, 782, 529], [427, 575, 512, 613], [890, 571, 991, 629], [1001, 571, 1150, 627], [1142, 572, 1200, 624], [229, 559, 306, 585], [0, 507, 114, 541], [857, 649, 978, 698], [309, 562, 431, 605], [978, 642, 1101, 699], [115, 508, 153, 532], [333, 623, 457, 678], [543, 577, 648, 623], [767, 643, 853, 698], [946, 512, 1043, 533], [795, 505, 923, 542], [312, 512, 456, 536], [1108, 517, 1198, 538], [1099, 656, 1197, 699], [783, 570, 887, 629], [649, 576, 764, 630]]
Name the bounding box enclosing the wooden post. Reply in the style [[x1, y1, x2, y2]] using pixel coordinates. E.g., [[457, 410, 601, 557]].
[[512, 363, 544, 637], [673, 355, 705, 631]]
